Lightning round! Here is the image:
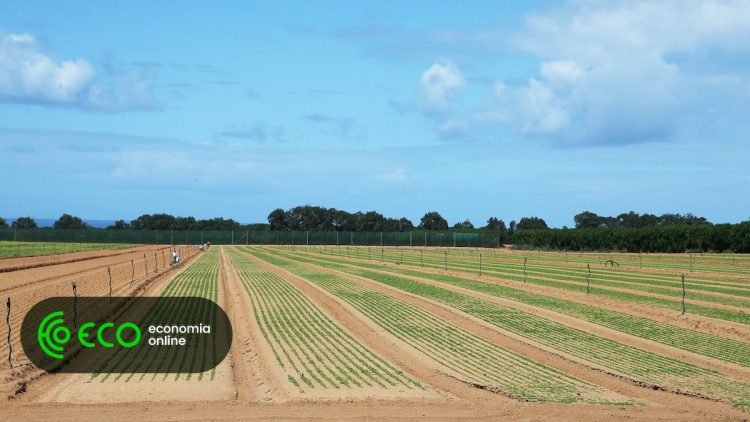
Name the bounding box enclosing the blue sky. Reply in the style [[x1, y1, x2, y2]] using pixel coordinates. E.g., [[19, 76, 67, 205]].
[[1, 0, 749, 227]]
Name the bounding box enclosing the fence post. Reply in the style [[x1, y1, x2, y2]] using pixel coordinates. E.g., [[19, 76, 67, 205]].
[[681, 274, 686, 315], [71, 282, 78, 330], [586, 263, 591, 294], [131, 259, 134, 287], [107, 267, 112, 301], [444, 251, 448, 271], [479, 253, 482, 276], [400, 249, 403, 265], [420, 249, 423, 267], [6, 297, 11, 369], [143, 254, 148, 277]]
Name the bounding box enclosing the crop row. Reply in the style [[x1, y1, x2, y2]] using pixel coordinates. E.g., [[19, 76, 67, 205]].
[[95, 247, 220, 382], [265, 247, 750, 407], [0, 241, 139, 258], [244, 247, 626, 404], [227, 249, 420, 391], [282, 247, 750, 367], [313, 246, 750, 325]]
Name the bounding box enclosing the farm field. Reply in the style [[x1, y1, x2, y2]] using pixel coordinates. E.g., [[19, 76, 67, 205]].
[[2, 243, 750, 420], [0, 241, 141, 258]]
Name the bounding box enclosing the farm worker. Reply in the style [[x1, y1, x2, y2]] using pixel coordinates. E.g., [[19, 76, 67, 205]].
[[172, 248, 177, 264]]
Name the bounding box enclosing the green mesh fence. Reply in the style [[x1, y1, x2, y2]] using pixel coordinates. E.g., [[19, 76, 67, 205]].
[[0, 228, 500, 248]]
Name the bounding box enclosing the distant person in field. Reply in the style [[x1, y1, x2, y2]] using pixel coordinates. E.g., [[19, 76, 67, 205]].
[[172, 248, 178, 264]]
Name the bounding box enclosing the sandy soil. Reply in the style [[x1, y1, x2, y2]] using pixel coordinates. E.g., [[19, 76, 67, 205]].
[[2, 246, 749, 421], [302, 249, 750, 343], [285, 250, 750, 381], [0, 245, 166, 273]]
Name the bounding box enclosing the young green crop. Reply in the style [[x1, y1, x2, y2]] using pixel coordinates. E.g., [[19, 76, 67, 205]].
[[275, 247, 750, 368], [227, 248, 420, 392], [245, 247, 629, 405], [260, 247, 750, 407]]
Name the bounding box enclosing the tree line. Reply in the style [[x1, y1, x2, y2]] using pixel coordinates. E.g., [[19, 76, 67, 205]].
[[3, 208, 748, 252]]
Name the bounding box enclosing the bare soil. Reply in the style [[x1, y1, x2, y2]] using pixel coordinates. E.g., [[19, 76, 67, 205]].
[[1, 246, 749, 421]]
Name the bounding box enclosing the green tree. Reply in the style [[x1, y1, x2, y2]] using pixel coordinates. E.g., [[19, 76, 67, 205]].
[[574, 211, 602, 228], [484, 217, 506, 231], [12, 216, 37, 229], [106, 219, 130, 230], [453, 219, 475, 229], [0, 217, 6, 227], [268, 208, 288, 230], [517, 216, 548, 230], [419, 211, 448, 230], [53, 213, 90, 229]]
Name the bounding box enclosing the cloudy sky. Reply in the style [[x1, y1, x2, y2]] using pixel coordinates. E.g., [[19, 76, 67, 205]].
[[1, 1, 749, 227]]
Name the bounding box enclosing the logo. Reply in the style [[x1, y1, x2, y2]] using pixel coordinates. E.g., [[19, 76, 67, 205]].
[[36, 310, 142, 359], [37, 311, 70, 359], [23, 297, 232, 373]]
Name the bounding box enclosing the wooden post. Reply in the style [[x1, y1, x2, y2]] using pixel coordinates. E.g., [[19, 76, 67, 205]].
[[71, 282, 78, 330], [444, 251, 448, 271], [107, 267, 112, 300], [420, 249, 423, 267], [6, 297, 11, 369], [130, 259, 134, 287], [681, 274, 686, 315], [479, 253, 482, 276], [586, 263, 591, 295]]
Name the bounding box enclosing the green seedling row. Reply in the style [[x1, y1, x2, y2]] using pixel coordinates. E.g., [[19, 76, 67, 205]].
[[245, 247, 628, 405], [227, 249, 420, 391]]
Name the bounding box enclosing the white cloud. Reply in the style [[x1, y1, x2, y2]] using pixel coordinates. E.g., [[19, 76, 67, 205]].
[[420, 1, 750, 145], [377, 168, 408, 183], [419, 60, 466, 110], [0, 32, 155, 111]]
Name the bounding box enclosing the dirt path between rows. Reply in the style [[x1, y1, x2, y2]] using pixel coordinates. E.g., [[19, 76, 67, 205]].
[[283, 251, 750, 381], [17, 249, 236, 404], [0, 245, 163, 273], [227, 248, 442, 402], [0, 245, 176, 294], [295, 250, 750, 343], [244, 248, 750, 419]]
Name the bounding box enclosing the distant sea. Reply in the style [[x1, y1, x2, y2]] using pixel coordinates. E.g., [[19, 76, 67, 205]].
[[5, 218, 116, 229]]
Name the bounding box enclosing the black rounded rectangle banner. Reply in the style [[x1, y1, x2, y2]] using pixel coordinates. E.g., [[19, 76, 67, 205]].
[[21, 297, 232, 373]]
